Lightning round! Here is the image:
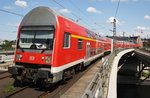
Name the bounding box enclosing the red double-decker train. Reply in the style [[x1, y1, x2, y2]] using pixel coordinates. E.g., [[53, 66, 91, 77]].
[[8, 7, 139, 86]]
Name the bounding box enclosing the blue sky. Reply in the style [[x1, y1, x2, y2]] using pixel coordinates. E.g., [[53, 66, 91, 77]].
[[0, 0, 150, 40]]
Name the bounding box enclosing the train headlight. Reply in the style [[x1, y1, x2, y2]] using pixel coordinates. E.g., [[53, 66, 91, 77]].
[[16, 54, 22, 60], [45, 56, 51, 63]]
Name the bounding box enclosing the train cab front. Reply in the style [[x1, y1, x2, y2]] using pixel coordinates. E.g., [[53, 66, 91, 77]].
[[8, 26, 55, 85], [8, 7, 59, 86]]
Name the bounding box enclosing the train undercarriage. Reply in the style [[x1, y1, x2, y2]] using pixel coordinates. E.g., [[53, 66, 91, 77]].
[[8, 62, 84, 88]]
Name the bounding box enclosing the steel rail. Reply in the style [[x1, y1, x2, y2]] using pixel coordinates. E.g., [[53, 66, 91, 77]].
[[2, 84, 32, 98]]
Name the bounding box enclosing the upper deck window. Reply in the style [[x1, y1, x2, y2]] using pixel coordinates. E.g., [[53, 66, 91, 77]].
[[78, 39, 83, 49]]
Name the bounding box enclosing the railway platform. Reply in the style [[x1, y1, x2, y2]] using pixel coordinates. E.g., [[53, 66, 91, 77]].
[[60, 58, 102, 98], [0, 61, 13, 71]]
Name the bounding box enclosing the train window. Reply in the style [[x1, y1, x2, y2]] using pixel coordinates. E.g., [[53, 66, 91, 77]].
[[63, 33, 70, 48], [19, 30, 54, 50], [78, 39, 82, 49]]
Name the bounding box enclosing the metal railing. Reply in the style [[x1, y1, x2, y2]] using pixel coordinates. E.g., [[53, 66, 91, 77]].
[[0, 64, 12, 71], [0, 50, 14, 63], [81, 50, 122, 98]]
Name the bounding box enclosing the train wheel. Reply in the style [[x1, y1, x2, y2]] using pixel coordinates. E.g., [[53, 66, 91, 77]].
[[63, 67, 75, 82], [75, 63, 84, 73], [12, 75, 22, 87], [36, 78, 50, 88], [13, 76, 27, 87], [78, 62, 85, 71]]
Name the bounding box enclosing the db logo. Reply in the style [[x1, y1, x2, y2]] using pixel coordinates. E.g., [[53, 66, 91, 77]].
[[29, 56, 35, 60]]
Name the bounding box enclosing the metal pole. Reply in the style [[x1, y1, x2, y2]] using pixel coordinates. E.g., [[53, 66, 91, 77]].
[[113, 19, 116, 54], [123, 32, 125, 48]]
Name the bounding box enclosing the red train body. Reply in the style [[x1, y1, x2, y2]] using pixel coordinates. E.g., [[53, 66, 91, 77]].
[[8, 7, 139, 85]]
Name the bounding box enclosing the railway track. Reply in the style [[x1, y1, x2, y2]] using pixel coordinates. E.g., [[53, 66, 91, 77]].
[[38, 57, 103, 98], [0, 71, 8, 74], [0, 71, 11, 80], [0, 57, 103, 98], [37, 79, 74, 98], [1, 71, 86, 98], [2, 84, 32, 98], [0, 62, 13, 80]]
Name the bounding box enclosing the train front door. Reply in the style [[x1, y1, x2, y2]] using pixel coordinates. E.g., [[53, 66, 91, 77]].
[[86, 42, 90, 59]]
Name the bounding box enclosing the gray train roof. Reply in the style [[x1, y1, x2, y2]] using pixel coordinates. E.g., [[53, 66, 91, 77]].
[[21, 7, 59, 27], [20, 6, 104, 39]]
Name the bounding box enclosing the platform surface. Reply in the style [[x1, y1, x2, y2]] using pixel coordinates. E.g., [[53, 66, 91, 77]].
[[60, 60, 102, 98]]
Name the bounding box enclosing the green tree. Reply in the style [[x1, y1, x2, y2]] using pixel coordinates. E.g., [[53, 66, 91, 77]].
[[1, 40, 13, 50]]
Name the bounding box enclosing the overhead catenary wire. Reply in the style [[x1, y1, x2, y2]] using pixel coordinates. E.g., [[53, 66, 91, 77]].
[[0, 9, 24, 17], [68, 0, 115, 34], [68, 0, 98, 28], [51, 0, 94, 28], [113, 0, 121, 32], [113, 0, 121, 33], [68, 0, 90, 21], [68, 1, 99, 29], [51, 0, 114, 34], [113, 0, 127, 37], [52, 0, 80, 21], [0, 8, 23, 37], [114, 0, 121, 18]]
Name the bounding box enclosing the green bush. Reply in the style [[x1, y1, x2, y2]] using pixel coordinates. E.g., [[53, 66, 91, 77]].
[[4, 82, 15, 93], [142, 71, 149, 78]]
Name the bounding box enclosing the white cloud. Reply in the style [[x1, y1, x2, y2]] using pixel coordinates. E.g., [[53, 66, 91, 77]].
[[134, 26, 150, 38], [3, 6, 13, 10], [15, 0, 28, 8], [86, 7, 102, 14], [144, 15, 150, 20], [107, 16, 120, 24], [136, 26, 147, 30], [59, 9, 71, 14], [134, 31, 150, 38]]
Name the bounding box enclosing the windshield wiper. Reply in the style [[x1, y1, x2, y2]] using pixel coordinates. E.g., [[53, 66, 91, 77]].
[[41, 49, 46, 53]]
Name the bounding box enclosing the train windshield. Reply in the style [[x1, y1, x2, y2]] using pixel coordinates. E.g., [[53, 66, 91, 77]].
[[18, 30, 54, 50]]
